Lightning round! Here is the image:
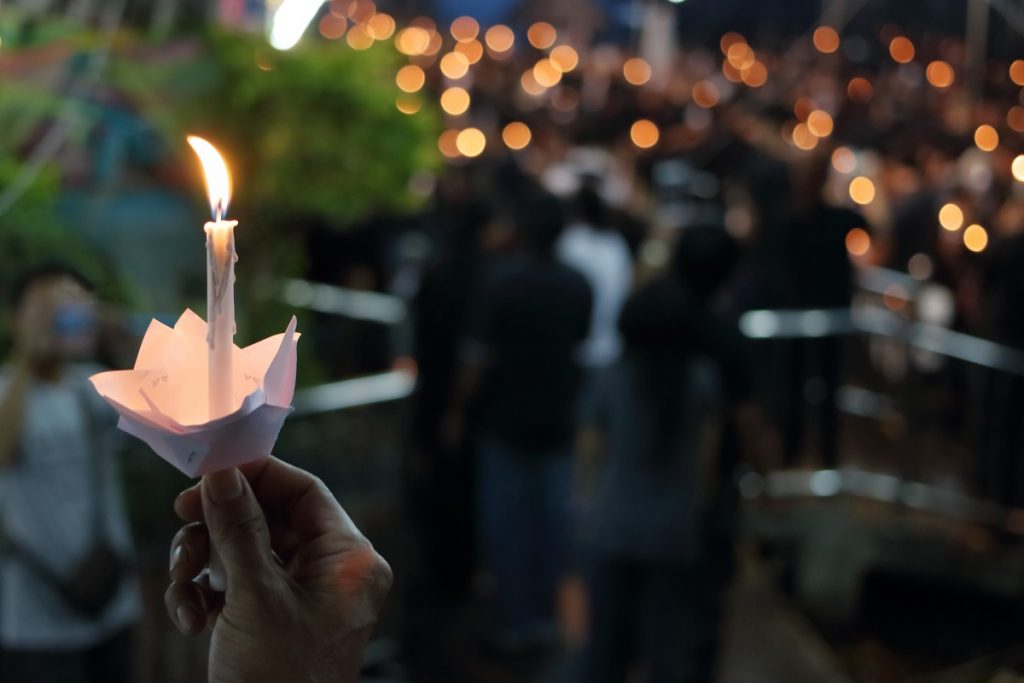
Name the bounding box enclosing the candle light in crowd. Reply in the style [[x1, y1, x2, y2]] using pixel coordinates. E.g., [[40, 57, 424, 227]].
[[187, 135, 238, 420]]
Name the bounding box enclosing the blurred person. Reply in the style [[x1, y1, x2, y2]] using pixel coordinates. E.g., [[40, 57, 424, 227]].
[[411, 200, 493, 592], [444, 191, 593, 652], [778, 153, 863, 467], [574, 226, 761, 683], [556, 182, 634, 369], [165, 458, 392, 683], [0, 263, 140, 683]]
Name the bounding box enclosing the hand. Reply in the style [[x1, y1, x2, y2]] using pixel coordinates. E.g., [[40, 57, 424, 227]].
[[165, 458, 392, 683]]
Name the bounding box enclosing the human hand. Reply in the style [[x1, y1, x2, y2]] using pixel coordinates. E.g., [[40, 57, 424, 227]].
[[165, 458, 392, 683]]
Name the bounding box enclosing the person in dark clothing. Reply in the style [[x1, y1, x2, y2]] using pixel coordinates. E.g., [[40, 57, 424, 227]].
[[575, 226, 759, 683], [445, 192, 593, 649], [778, 154, 862, 467]]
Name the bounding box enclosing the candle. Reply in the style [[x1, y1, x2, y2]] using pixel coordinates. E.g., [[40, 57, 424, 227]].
[[187, 135, 238, 420]]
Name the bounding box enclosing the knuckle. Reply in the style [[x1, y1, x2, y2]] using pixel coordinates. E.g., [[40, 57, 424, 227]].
[[353, 546, 393, 607]]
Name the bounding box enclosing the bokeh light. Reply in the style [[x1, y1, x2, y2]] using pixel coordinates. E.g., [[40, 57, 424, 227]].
[[727, 42, 756, 69], [926, 60, 954, 88], [319, 14, 347, 39], [963, 224, 988, 252], [1008, 106, 1024, 132], [692, 80, 720, 108], [974, 124, 999, 152], [720, 32, 745, 54], [1011, 60, 1024, 86], [520, 69, 545, 95], [846, 227, 871, 256], [502, 121, 531, 150], [623, 57, 652, 86], [450, 16, 479, 42], [440, 52, 470, 79], [889, 36, 915, 64], [742, 61, 768, 87], [550, 45, 579, 72], [630, 119, 660, 148], [367, 13, 395, 40], [533, 59, 562, 87], [346, 23, 373, 50], [456, 127, 486, 157], [527, 22, 557, 49], [792, 122, 818, 150], [849, 176, 876, 204], [1012, 155, 1024, 182], [395, 95, 421, 114], [396, 65, 425, 93], [454, 39, 484, 64], [485, 25, 515, 53], [396, 27, 430, 55], [813, 26, 840, 54], [438, 129, 460, 158], [832, 146, 856, 174], [847, 77, 874, 103], [939, 203, 964, 231], [807, 110, 834, 137], [440, 87, 471, 115]]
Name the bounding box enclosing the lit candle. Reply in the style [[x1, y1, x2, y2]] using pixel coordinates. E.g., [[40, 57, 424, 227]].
[[187, 136, 238, 420]]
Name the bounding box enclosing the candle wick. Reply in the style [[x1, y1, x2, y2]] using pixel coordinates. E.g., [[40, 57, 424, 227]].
[[215, 206, 223, 223]]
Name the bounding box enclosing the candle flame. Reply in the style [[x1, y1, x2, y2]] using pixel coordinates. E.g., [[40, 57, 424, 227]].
[[187, 135, 232, 220]]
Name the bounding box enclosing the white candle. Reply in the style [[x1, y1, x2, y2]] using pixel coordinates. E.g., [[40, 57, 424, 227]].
[[205, 216, 237, 419], [188, 135, 237, 420]]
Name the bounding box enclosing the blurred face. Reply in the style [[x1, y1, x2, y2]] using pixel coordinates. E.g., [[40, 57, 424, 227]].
[[16, 276, 97, 366]]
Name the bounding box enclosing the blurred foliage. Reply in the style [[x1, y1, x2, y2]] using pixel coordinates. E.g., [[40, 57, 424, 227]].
[[111, 29, 441, 227]]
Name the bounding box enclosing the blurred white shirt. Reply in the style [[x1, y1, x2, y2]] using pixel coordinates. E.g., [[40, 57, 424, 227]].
[[556, 222, 633, 368], [0, 364, 141, 650]]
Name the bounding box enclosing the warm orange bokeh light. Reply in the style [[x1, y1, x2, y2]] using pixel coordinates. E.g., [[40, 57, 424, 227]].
[[720, 32, 745, 54], [742, 61, 768, 87], [319, 14, 347, 39], [849, 176, 876, 205], [367, 12, 395, 40], [485, 25, 515, 53], [454, 39, 484, 64], [440, 87, 471, 115], [527, 22, 557, 49], [1008, 106, 1024, 132], [395, 27, 431, 55], [395, 95, 421, 114], [533, 58, 562, 87], [846, 227, 871, 256], [939, 203, 964, 231], [813, 26, 840, 54], [807, 110, 834, 137], [926, 60, 954, 88], [550, 45, 579, 72], [1011, 60, 1024, 86], [792, 123, 818, 150], [439, 51, 470, 79], [692, 80, 720, 108], [502, 121, 532, 150], [630, 119, 660, 149], [623, 57, 652, 86], [450, 16, 479, 42], [520, 69, 545, 95], [726, 42, 756, 69], [963, 224, 988, 252], [847, 77, 874, 103], [456, 128, 486, 157], [438, 129, 460, 158], [889, 36, 915, 64], [396, 65, 425, 92], [346, 24, 374, 50], [974, 124, 999, 152]]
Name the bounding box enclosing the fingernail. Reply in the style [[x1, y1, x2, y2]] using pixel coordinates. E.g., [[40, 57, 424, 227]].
[[176, 605, 196, 632], [170, 545, 188, 572], [206, 468, 243, 503]]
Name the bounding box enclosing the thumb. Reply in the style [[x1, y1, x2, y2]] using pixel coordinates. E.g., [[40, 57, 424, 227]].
[[201, 468, 277, 589]]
